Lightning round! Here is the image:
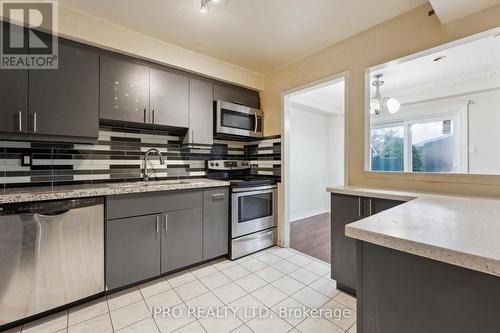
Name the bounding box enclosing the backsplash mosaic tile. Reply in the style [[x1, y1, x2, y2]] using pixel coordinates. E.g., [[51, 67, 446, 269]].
[[0, 124, 281, 190]]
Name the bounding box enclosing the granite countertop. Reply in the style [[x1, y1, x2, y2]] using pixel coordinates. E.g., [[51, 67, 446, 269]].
[[0, 179, 230, 204], [328, 186, 500, 278]]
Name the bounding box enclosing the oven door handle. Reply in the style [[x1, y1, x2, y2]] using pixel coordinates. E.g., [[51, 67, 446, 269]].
[[254, 113, 258, 132], [232, 185, 276, 193]]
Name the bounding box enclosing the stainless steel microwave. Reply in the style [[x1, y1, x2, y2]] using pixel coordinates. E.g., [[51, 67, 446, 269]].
[[215, 101, 263, 139]]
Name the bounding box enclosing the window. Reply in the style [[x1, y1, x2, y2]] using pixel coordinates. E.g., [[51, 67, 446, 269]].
[[370, 126, 405, 172], [410, 120, 456, 173], [370, 114, 464, 173]]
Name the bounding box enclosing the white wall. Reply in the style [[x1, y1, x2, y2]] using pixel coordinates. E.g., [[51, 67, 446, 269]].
[[289, 105, 344, 222], [468, 90, 500, 174], [329, 114, 345, 186], [52, 6, 264, 90]]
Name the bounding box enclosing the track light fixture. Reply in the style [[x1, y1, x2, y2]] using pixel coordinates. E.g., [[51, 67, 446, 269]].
[[200, 0, 228, 13]]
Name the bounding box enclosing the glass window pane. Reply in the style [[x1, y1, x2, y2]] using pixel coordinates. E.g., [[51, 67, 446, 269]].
[[411, 120, 457, 173], [370, 126, 405, 172]]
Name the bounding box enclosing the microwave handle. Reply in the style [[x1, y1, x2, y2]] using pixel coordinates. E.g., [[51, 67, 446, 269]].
[[254, 113, 258, 132]]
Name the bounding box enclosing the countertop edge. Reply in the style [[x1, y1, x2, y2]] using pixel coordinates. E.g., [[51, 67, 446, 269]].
[[346, 223, 500, 278], [327, 186, 419, 202], [0, 180, 231, 204]]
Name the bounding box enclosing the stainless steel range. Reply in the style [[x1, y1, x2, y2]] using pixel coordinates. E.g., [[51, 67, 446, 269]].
[[207, 160, 277, 259]]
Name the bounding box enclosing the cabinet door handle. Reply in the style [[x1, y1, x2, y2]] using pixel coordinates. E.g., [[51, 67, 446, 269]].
[[152, 109, 155, 124], [18, 111, 22, 132], [33, 113, 37, 132], [212, 193, 225, 200], [156, 216, 160, 233], [144, 108, 147, 123], [165, 213, 168, 231], [358, 197, 362, 217], [369, 199, 373, 216], [191, 130, 194, 143]]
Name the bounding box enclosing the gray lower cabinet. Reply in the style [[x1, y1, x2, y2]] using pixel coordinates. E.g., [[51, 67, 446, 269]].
[[161, 208, 203, 273], [29, 39, 99, 139], [331, 194, 363, 295], [106, 214, 161, 290], [105, 188, 228, 290], [331, 194, 404, 295], [371, 197, 405, 215], [150, 67, 189, 128], [203, 189, 229, 260], [213, 83, 260, 109], [100, 55, 150, 124], [184, 78, 214, 145], [358, 242, 500, 333]]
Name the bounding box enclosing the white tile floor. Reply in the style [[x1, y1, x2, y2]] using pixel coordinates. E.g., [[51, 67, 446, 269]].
[[4, 247, 357, 333]]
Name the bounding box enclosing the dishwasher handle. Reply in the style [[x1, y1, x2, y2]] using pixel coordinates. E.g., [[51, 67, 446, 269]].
[[35, 210, 70, 217]]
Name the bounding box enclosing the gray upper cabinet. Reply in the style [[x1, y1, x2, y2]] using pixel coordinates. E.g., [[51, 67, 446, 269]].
[[100, 55, 150, 123], [0, 23, 28, 134], [0, 68, 27, 134], [184, 78, 214, 145], [213, 83, 260, 109], [161, 208, 203, 273], [106, 214, 161, 290], [150, 68, 189, 128], [29, 40, 99, 139], [203, 188, 228, 260]]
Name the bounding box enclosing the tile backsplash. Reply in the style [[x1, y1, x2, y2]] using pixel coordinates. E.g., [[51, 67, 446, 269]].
[[0, 124, 281, 189]]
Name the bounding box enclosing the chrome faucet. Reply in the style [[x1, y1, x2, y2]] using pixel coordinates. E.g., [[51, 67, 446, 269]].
[[144, 148, 165, 181]]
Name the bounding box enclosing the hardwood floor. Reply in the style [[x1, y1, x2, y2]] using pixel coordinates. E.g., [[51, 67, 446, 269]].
[[290, 212, 331, 263]]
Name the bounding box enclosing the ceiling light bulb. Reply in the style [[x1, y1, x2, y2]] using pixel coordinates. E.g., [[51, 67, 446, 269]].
[[386, 97, 401, 114], [370, 98, 381, 114], [200, 0, 209, 13]]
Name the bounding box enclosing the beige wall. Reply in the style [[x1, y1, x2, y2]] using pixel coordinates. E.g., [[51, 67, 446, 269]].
[[262, 3, 500, 196], [57, 6, 264, 91]]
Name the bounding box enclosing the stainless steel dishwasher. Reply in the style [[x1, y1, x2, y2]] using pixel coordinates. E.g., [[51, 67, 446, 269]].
[[0, 197, 104, 326]]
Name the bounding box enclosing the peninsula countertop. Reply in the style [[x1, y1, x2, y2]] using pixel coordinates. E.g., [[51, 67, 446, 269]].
[[328, 186, 500, 278], [0, 179, 230, 204]]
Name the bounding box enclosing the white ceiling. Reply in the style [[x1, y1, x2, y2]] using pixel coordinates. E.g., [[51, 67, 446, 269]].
[[58, 0, 427, 74], [430, 0, 500, 23], [370, 29, 500, 103], [290, 80, 345, 114]]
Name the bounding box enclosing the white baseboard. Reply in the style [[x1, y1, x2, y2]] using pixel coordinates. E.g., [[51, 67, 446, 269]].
[[290, 207, 330, 222]]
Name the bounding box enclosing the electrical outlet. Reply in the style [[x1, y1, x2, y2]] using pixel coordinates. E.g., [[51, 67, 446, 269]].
[[21, 154, 32, 167]]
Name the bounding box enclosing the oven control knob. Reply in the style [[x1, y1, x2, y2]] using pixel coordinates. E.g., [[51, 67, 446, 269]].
[[210, 162, 214, 167], [215, 163, 219, 167]]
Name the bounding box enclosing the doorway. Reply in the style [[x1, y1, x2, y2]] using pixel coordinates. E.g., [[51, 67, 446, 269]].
[[281, 73, 348, 262]]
